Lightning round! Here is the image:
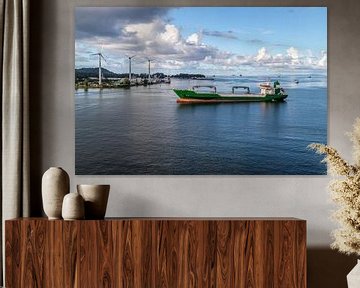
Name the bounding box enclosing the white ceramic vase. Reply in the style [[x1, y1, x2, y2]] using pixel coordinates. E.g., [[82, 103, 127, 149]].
[[347, 259, 360, 288], [77, 184, 110, 219], [62, 192, 85, 220], [42, 167, 70, 219]]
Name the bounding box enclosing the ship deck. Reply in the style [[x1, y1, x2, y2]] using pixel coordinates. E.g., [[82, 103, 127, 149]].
[[176, 98, 268, 104]]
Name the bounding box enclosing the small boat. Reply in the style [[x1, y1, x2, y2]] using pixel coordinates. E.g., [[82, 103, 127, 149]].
[[294, 80, 299, 84], [173, 81, 288, 104]]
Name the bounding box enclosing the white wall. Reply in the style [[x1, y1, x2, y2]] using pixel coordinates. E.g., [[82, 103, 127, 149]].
[[30, 0, 360, 248]]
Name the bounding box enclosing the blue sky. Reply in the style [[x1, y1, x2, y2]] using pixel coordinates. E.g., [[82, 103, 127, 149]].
[[169, 7, 326, 54], [75, 7, 327, 75]]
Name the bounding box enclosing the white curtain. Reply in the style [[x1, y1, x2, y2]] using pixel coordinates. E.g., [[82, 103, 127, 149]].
[[0, 0, 30, 284]]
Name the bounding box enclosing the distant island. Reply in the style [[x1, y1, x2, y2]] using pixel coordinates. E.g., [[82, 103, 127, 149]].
[[171, 73, 207, 79], [75, 68, 205, 80]]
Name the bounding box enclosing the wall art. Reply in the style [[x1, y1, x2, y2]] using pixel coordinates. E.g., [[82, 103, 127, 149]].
[[75, 7, 327, 175]]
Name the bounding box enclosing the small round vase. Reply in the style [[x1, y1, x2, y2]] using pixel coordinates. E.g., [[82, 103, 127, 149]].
[[77, 184, 110, 219], [62, 192, 85, 220], [42, 167, 70, 219]]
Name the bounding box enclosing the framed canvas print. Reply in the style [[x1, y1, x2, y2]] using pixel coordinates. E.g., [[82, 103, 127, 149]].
[[75, 7, 327, 175]]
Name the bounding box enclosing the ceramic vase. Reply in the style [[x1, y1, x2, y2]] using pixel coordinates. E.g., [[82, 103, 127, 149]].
[[77, 184, 110, 219], [62, 192, 85, 220], [42, 167, 70, 219], [347, 259, 360, 288]]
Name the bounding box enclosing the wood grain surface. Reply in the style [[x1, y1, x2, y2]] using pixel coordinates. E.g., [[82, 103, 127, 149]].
[[6, 218, 306, 287]]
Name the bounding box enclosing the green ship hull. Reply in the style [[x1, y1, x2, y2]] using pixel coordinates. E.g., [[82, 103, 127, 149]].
[[173, 89, 288, 104]]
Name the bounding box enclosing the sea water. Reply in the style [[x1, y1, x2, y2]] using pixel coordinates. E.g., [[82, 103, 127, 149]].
[[75, 74, 327, 175]]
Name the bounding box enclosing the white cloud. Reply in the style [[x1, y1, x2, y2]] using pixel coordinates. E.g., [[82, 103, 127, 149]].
[[287, 47, 299, 59], [318, 51, 327, 67], [286, 47, 300, 65], [186, 33, 202, 45], [124, 22, 156, 39], [158, 24, 181, 44], [255, 47, 271, 62]]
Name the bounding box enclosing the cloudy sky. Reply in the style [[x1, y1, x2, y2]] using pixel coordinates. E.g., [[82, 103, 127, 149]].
[[75, 7, 327, 75]]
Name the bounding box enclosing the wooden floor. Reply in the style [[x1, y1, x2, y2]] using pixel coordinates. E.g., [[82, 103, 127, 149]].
[[6, 218, 306, 287]]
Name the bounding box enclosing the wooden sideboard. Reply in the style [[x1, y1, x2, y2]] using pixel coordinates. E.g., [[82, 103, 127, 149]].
[[5, 218, 306, 287]]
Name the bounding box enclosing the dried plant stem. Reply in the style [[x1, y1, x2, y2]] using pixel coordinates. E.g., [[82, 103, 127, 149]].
[[308, 118, 360, 256]]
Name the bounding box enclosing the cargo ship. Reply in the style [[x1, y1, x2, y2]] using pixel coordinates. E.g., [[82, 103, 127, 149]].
[[173, 81, 287, 104]]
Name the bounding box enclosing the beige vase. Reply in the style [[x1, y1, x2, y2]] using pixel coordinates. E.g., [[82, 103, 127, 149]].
[[347, 260, 360, 288], [77, 184, 110, 219], [62, 192, 85, 220], [42, 167, 70, 219]]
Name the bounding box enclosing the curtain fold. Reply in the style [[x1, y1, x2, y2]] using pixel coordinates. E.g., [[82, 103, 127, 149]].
[[0, 0, 30, 284]]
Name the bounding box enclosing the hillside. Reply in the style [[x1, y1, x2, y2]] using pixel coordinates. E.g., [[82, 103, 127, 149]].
[[75, 67, 123, 79]]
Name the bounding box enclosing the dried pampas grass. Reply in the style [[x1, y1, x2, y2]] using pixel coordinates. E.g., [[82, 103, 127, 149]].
[[309, 118, 360, 256]]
